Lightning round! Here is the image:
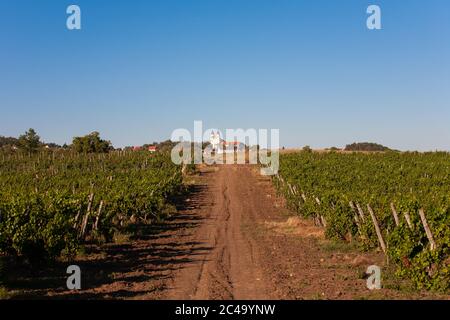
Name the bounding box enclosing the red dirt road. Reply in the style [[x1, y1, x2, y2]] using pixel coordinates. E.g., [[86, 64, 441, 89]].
[[163, 165, 273, 299]]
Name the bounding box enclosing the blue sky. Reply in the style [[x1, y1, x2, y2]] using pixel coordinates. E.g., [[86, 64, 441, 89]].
[[0, 0, 449, 150]]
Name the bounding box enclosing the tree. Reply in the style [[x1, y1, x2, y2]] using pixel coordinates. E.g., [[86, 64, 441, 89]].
[[302, 145, 312, 153], [143, 140, 176, 153], [344, 142, 390, 152], [18, 128, 41, 153], [72, 132, 112, 153], [0, 136, 19, 148]]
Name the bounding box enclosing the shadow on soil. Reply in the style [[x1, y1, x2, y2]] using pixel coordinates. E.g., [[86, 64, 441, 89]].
[[2, 181, 211, 300]]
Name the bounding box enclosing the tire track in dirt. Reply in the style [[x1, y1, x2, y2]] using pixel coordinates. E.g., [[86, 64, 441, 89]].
[[164, 165, 271, 300]]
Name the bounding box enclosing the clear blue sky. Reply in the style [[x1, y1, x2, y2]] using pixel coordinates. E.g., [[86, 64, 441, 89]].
[[1, 0, 449, 150]]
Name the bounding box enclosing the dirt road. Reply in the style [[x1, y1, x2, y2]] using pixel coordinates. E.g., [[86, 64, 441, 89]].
[[163, 165, 274, 299], [9, 165, 447, 299]]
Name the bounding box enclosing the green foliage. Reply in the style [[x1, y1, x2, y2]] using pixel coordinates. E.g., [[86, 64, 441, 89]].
[[0, 151, 184, 264], [145, 139, 177, 153], [0, 194, 79, 263], [275, 151, 450, 291], [0, 136, 19, 148], [18, 128, 41, 154], [72, 132, 112, 153], [344, 142, 391, 152], [323, 199, 357, 241], [388, 205, 450, 291]]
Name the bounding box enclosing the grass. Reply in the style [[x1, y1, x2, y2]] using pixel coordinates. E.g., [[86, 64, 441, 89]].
[[113, 232, 131, 244], [380, 264, 418, 293], [242, 221, 266, 237], [320, 239, 359, 253]]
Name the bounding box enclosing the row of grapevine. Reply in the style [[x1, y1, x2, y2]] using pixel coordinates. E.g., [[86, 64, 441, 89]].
[[274, 151, 449, 291], [0, 151, 184, 264]]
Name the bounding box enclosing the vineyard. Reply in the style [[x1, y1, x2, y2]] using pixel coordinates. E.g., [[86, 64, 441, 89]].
[[1, 148, 449, 298], [274, 151, 450, 291], [0, 151, 184, 265]]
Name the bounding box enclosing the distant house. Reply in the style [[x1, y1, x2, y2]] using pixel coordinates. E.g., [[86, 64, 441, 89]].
[[148, 145, 157, 153], [133, 146, 143, 151]]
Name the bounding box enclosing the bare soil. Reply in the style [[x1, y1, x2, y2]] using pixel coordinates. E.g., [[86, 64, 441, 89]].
[[4, 165, 448, 299]]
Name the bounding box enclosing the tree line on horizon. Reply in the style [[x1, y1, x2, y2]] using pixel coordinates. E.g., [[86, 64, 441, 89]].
[[0, 129, 215, 155], [0, 129, 181, 154], [0, 129, 430, 155], [344, 142, 393, 152], [0, 129, 113, 154]]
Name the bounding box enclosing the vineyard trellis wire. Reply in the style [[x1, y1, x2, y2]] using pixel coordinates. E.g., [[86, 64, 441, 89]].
[[274, 151, 450, 292], [0, 150, 185, 264]]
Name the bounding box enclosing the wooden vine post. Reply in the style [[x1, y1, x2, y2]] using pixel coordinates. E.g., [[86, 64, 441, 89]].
[[349, 201, 362, 236], [313, 197, 326, 227], [390, 203, 400, 227], [80, 193, 94, 239], [418, 209, 437, 251], [73, 208, 81, 229], [320, 216, 327, 228], [403, 211, 413, 229], [93, 200, 104, 232], [356, 203, 366, 222], [367, 204, 387, 253]]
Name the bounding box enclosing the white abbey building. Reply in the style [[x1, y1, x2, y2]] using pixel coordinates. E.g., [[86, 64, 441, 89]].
[[209, 131, 245, 154]]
